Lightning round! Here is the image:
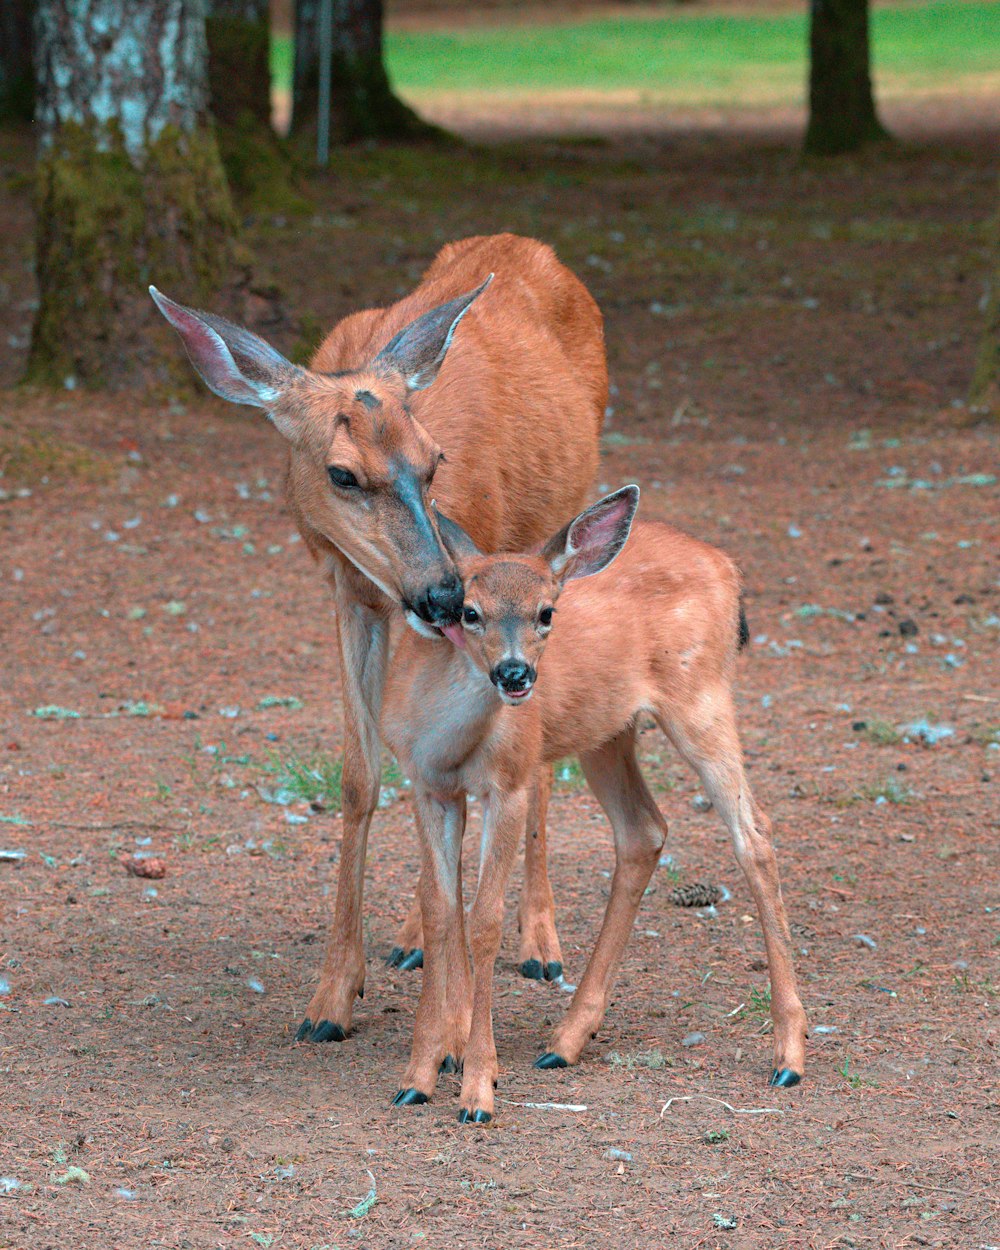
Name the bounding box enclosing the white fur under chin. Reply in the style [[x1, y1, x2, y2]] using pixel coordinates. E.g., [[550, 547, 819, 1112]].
[[404, 609, 443, 640]]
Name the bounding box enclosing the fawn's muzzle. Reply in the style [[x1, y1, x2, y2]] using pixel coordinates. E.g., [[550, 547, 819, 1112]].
[[492, 659, 536, 698]]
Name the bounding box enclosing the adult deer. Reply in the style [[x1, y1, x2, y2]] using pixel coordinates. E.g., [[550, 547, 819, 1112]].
[[381, 488, 807, 1122], [151, 234, 606, 1043]]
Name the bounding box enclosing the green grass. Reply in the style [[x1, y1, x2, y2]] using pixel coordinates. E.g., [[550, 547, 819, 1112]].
[[271, 3, 999, 107], [262, 751, 344, 806]]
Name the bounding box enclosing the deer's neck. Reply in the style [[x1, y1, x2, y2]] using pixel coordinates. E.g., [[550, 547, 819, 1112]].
[[385, 641, 504, 797]]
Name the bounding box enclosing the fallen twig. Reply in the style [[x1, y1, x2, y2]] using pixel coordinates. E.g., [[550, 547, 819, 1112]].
[[497, 1099, 588, 1112], [660, 1094, 784, 1117]]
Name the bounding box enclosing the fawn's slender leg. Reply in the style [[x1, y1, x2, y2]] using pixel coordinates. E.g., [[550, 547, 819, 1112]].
[[394, 793, 473, 1105], [661, 688, 808, 1086], [458, 786, 529, 1122], [517, 766, 564, 981], [536, 729, 666, 1069], [297, 593, 389, 1043]]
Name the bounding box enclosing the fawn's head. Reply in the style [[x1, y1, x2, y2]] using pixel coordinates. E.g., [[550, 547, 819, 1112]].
[[150, 278, 493, 632], [435, 486, 639, 705]]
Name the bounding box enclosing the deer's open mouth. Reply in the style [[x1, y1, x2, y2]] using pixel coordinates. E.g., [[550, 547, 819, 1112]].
[[498, 686, 533, 705]]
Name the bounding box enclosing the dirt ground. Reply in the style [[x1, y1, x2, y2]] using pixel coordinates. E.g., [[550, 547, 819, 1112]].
[[1, 96, 998, 1249]]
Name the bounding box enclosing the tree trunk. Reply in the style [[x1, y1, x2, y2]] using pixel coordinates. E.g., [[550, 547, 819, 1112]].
[[0, 0, 34, 123], [291, 0, 437, 145], [204, 0, 305, 210], [205, 0, 271, 129], [28, 0, 242, 390], [804, 0, 888, 156], [970, 191, 999, 416]]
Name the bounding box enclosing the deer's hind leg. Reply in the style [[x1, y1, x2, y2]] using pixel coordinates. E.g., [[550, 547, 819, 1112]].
[[387, 896, 425, 972], [535, 728, 666, 1070], [517, 766, 565, 982], [658, 687, 808, 1087]]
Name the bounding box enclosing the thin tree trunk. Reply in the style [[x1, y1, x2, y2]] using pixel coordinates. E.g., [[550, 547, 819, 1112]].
[[804, 0, 888, 156], [291, 0, 438, 145], [0, 0, 34, 122], [28, 0, 242, 390]]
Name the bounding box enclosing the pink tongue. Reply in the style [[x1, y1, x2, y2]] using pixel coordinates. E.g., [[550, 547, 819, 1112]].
[[440, 623, 466, 649]]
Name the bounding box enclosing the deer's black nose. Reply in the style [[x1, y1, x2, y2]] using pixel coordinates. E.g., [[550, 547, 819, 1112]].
[[492, 659, 535, 693], [418, 573, 464, 625]]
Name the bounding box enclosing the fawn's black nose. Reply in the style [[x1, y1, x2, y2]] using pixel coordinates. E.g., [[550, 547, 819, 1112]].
[[417, 573, 464, 625], [492, 659, 536, 693]]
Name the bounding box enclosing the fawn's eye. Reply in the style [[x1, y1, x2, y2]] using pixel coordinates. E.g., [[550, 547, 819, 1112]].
[[327, 466, 360, 490], [463, 606, 480, 625], [538, 607, 554, 627]]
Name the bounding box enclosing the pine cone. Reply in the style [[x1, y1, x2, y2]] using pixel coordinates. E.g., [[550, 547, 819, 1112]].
[[670, 881, 722, 908]]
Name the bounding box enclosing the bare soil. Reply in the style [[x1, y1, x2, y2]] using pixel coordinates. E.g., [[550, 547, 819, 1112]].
[[1, 99, 998, 1249]]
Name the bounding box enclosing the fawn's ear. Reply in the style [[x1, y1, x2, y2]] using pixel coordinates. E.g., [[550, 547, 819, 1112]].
[[541, 485, 639, 583], [150, 288, 302, 425], [432, 504, 482, 561], [374, 275, 493, 390]]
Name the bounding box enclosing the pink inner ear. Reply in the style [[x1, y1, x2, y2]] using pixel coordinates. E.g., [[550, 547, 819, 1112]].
[[152, 289, 256, 404], [572, 499, 630, 557]]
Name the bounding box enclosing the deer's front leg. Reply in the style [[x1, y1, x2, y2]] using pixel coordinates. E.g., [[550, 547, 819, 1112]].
[[394, 793, 471, 1105], [297, 596, 389, 1044], [459, 787, 528, 1124]]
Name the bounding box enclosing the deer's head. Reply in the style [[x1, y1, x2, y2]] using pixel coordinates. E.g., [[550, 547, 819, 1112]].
[[435, 486, 639, 704], [151, 279, 493, 632]]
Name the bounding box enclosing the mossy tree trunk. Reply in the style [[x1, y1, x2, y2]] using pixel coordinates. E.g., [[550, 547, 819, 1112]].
[[291, 0, 437, 145], [28, 0, 242, 390], [0, 0, 34, 123], [205, 0, 271, 129], [970, 190, 999, 416], [804, 0, 888, 156], [204, 0, 304, 209]]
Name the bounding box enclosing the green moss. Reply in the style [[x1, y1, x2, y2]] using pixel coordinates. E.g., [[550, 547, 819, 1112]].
[[0, 425, 114, 486], [27, 122, 240, 390]]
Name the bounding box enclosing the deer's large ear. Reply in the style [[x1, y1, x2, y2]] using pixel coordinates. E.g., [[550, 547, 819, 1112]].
[[541, 485, 639, 584], [150, 287, 302, 418], [374, 275, 493, 391], [432, 504, 482, 561]]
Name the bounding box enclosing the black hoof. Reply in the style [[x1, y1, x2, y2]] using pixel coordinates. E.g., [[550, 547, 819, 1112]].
[[295, 1017, 313, 1042], [308, 1019, 346, 1044], [544, 961, 563, 982], [534, 1051, 568, 1070], [457, 1108, 492, 1124], [769, 1067, 802, 1088], [398, 948, 424, 972], [520, 958, 544, 981], [391, 1087, 429, 1107], [387, 946, 405, 967], [439, 1054, 460, 1075]]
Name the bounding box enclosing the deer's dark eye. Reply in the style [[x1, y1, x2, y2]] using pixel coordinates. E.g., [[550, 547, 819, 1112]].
[[463, 606, 480, 625], [538, 607, 554, 627], [327, 466, 360, 490]]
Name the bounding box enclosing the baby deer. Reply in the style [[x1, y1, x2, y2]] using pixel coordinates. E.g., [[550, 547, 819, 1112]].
[[381, 486, 807, 1122]]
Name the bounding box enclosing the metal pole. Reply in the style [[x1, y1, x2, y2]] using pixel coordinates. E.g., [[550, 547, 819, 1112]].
[[317, 0, 332, 166]]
